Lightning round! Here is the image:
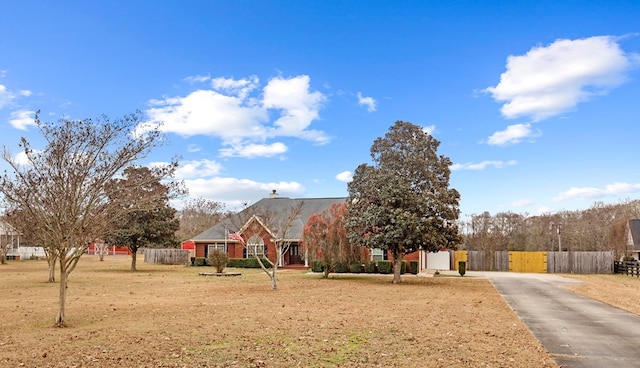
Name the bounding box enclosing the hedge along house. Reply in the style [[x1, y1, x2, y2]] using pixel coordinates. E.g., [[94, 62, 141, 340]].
[[182, 191, 348, 267]]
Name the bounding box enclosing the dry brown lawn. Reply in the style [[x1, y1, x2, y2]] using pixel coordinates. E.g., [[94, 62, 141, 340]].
[[0, 257, 562, 368]]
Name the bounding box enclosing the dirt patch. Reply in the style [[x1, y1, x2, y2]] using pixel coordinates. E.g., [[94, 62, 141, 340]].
[[0, 257, 557, 367]]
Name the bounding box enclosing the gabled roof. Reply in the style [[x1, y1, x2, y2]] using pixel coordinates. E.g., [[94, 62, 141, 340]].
[[629, 219, 640, 246], [0, 221, 19, 236], [191, 196, 347, 242]]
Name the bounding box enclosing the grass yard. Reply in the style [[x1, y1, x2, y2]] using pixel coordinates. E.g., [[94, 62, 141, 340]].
[[0, 256, 558, 368]]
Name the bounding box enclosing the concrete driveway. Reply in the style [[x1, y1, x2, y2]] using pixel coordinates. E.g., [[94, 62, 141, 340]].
[[475, 272, 640, 368]]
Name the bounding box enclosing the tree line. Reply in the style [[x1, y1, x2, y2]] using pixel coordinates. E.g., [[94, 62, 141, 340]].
[[461, 200, 640, 257]]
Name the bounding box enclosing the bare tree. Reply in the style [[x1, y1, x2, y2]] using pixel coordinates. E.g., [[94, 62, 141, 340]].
[[254, 202, 304, 290], [0, 111, 165, 327], [176, 198, 229, 241]]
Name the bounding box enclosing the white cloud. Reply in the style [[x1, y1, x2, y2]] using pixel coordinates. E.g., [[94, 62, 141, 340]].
[[262, 75, 328, 143], [335, 170, 353, 182], [450, 160, 517, 171], [186, 144, 201, 153], [535, 206, 556, 215], [183, 74, 211, 84], [485, 36, 636, 121], [9, 110, 36, 130], [142, 75, 329, 158], [212, 76, 259, 100], [553, 182, 640, 202], [182, 177, 305, 208], [487, 123, 538, 146], [0, 84, 14, 108], [14, 150, 34, 166], [357, 92, 376, 112], [511, 199, 533, 208], [219, 142, 288, 158], [18, 90, 32, 97], [173, 159, 223, 179], [422, 125, 436, 135]]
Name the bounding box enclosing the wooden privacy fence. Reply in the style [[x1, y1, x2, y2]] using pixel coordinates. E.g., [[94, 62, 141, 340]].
[[548, 251, 613, 274], [454, 250, 613, 274], [144, 248, 189, 265], [460, 251, 509, 271]]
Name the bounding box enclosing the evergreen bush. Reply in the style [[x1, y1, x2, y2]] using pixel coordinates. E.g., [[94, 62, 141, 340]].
[[334, 262, 348, 273], [409, 260, 419, 274], [377, 260, 392, 274], [349, 263, 362, 273], [311, 260, 324, 273], [364, 261, 376, 273]]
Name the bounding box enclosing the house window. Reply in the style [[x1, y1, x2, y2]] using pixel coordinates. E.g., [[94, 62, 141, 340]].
[[371, 248, 388, 261], [207, 244, 226, 256], [246, 235, 265, 258]]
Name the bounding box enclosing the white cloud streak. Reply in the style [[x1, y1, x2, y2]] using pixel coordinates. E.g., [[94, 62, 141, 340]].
[[450, 160, 517, 171], [553, 182, 640, 202], [183, 177, 305, 208], [486, 36, 636, 121]]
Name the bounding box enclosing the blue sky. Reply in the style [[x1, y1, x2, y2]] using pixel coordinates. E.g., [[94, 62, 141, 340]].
[[1, 1, 639, 217]]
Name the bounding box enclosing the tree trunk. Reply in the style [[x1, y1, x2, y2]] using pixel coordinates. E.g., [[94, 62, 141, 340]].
[[271, 259, 278, 290], [323, 263, 330, 279], [48, 255, 57, 282], [55, 261, 68, 327], [392, 252, 403, 284], [131, 251, 137, 272], [98, 245, 105, 261]]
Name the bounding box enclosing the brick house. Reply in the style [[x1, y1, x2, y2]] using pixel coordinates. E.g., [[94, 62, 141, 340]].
[[183, 192, 348, 267], [182, 191, 430, 269]]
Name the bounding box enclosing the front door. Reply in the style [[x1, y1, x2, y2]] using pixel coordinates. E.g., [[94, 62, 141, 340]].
[[289, 244, 303, 265]]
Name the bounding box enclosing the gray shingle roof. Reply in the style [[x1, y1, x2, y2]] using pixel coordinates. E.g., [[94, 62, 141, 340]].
[[191, 196, 347, 242]]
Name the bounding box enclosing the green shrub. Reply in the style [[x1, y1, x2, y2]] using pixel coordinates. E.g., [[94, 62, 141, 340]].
[[349, 263, 362, 273], [334, 262, 348, 273], [401, 261, 407, 274], [208, 250, 229, 273], [409, 260, 419, 275], [243, 257, 272, 268], [227, 258, 245, 268], [311, 260, 324, 272], [377, 260, 392, 274], [195, 257, 207, 267], [363, 261, 376, 273]]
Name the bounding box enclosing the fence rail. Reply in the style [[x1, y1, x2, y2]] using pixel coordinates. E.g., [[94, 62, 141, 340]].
[[614, 261, 640, 277]]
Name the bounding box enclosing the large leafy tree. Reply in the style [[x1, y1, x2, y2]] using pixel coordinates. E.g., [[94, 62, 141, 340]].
[[0, 111, 164, 326], [346, 121, 461, 283], [106, 166, 182, 271]]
